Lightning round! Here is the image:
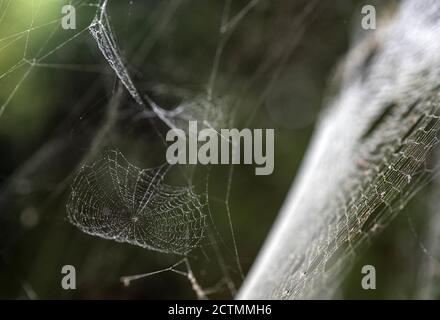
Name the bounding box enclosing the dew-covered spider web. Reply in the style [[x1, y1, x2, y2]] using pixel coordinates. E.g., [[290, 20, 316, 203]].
[[1, 0, 303, 299], [239, 0, 440, 299], [2, 0, 440, 300], [66, 148, 207, 255]]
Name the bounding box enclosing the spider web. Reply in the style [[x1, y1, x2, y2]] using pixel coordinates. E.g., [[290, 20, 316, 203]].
[[66, 149, 207, 255], [88, 0, 231, 133], [0, 0, 100, 118], [0, 0, 278, 299], [79, 0, 252, 296], [4, 0, 426, 301], [239, 0, 440, 299]]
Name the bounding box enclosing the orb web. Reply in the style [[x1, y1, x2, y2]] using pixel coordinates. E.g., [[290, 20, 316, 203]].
[[66, 149, 207, 255]]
